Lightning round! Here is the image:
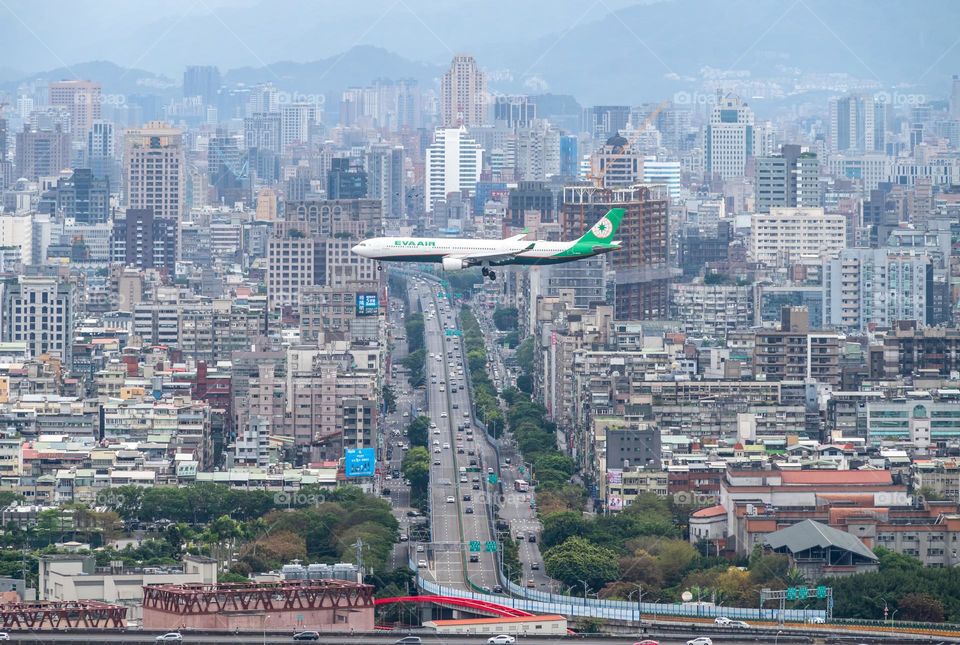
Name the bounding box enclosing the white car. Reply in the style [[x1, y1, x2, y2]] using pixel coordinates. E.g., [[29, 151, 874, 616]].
[[487, 636, 515, 645], [156, 634, 183, 643], [714, 617, 731, 625], [443, 443, 450, 449], [441, 412, 448, 418], [446, 496, 455, 503], [687, 639, 712, 645], [434, 448, 441, 454], [417, 560, 427, 568], [0, 635, 9, 642]]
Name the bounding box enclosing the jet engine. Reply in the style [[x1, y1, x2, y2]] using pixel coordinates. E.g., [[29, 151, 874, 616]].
[[441, 257, 468, 271]]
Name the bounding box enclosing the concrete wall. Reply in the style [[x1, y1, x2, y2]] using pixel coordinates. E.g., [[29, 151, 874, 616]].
[[142, 607, 373, 632]]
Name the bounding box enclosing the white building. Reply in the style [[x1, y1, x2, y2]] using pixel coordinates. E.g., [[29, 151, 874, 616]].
[[439, 55, 487, 128], [643, 157, 682, 202], [280, 103, 319, 147], [123, 122, 185, 221], [424, 128, 483, 213], [750, 207, 846, 268], [704, 94, 755, 180], [823, 248, 931, 332], [0, 212, 33, 265]]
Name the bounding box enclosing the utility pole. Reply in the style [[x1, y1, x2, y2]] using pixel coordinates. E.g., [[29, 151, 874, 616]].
[[354, 537, 365, 580]]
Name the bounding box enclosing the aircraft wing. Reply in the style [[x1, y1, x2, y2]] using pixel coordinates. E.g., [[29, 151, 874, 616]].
[[452, 243, 535, 266]]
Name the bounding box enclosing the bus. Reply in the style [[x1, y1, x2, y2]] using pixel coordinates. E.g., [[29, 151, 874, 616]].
[[514, 479, 529, 492]]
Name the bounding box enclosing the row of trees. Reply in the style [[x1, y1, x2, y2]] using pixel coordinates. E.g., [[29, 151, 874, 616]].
[[402, 446, 431, 511], [461, 307, 504, 436], [405, 415, 431, 449], [401, 312, 427, 387]]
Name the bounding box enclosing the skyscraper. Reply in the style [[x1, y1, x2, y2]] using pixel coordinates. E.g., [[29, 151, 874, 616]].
[[48, 80, 101, 138], [244, 113, 282, 154], [123, 121, 185, 221], [208, 128, 247, 205], [87, 121, 117, 183], [586, 105, 630, 141], [110, 208, 177, 273], [1, 275, 74, 366], [327, 158, 368, 199], [366, 144, 405, 219], [704, 94, 755, 180], [755, 144, 821, 212], [183, 65, 221, 105], [15, 124, 71, 180], [424, 128, 483, 212], [280, 103, 319, 148], [951, 75, 960, 120], [590, 132, 642, 188], [828, 94, 888, 153], [51, 169, 110, 224], [559, 135, 579, 178], [440, 55, 488, 128]]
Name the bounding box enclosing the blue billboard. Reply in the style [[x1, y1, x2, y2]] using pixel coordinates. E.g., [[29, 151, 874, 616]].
[[344, 448, 376, 477], [356, 293, 379, 316]]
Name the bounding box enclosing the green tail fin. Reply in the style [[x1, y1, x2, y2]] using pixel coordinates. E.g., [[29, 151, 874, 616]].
[[575, 208, 624, 246]]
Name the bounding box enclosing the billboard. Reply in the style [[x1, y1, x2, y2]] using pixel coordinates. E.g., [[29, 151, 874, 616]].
[[356, 293, 379, 316], [607, 469, 623, 485], [344, 448, 376, 477]]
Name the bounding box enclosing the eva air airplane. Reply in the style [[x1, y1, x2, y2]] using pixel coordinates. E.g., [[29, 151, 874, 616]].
[[351, 208, 623, 281]]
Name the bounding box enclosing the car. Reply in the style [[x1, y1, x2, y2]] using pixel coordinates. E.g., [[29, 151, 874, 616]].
[[472, 483, 481, 490], [469, 554, 479, 562], [417, 560, 427, 568], [730, 621, 750, 628], [686, 639, 712, 645], [395, 637, 422, 645], [493, 585, 504, 593], [293, 631, 321, 641], [446, 496, 455, 503], [714, 617, 731, 625], [0, 635, 10, 642], [465, 507, 474, 514], [433, 429, 441, 434], [155, 634, 183, 642], [443, 443, 450, 449], [406, 510, 419, 517], [528, 534, 536, 543], [463, 494, 472, 501], [434, 448, 441, 454], [487, 636, 516, 645], [399, 534, 408, 542], [531, 562, 539, 570], [441, 412, 448, 418], [382, 488, 392, 496], [416, 544, 425, 552], [526, 579, 535, 588], [433, 460, 441, 465], [633, 641, 659, 645]]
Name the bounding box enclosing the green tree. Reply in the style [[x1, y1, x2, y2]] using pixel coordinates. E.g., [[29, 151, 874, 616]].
[[406, 415, 431, 448], [492, 307, 519, 331], [543, 536, 620, 592], [897, 592, 945, 623], [402, 447, 431, 508]]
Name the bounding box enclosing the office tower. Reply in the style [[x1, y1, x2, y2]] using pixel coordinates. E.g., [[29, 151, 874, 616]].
[[87, 121, 117, 183], [515, 120, 560, 181], [14, 125, 71, 180], [0, 117, 7, 160], [704, 94, 755, 180], [440, 55, 488, 128], [0, 213, 34, 266], [1, 275, 73, 365], [424, 128, 483, 212], [560, 135, 579, 178], [51, 169, 110, 224], [48, 80, 101, 138], [642, 157, 682, 203], [494, 96, 536, 128], [507, 181, 556, 227], [561, 184, 671, 319], [208, 128, 247, 205], [327, 158, 368, 200], [656, 105, 692, 152], [124, 121, 185, 221], [823, 249, 932, 332], [828, 94, 887, 153], [244, 112, 282, 154], [183, 65, 221, 104], [755, 144, 821, 212], [590, 133, 642, 187], [586, 105, 630, 141], [110, 208, 177, 273], [366, 144, 405, 219], [952, 75, 960, 120], [280, 103, 318, 148], [750, 207, 846, 268]]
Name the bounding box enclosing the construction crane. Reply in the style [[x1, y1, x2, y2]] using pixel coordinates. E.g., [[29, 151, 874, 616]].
[[587, 99, 671, 188]]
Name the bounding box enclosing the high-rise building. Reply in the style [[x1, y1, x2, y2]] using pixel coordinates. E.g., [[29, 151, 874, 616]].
[[493, 96, 536, 128], [424, 128, 483, 212], [87, 121, 117, 183], [208, 129, 247, 205], [280, 103, 318, 148], [51, 169, 110, 224], [951, 75, 960, 120], [823, 248, 933, 332], [586, 106, 630, 141], [753, 307, 840, 386], [750, 207, 846, 268], [243, 112, 282, 154], [642, 157, 681, 203], [515, 120, 560, 181], [828, 94, 888, 153], [440, 55, 487, 128], [124, 121, 185, 221], [590, 133, 642, 188], [110, 208, 177, 273], [1, 275, 73, 366], [507, 181, 556, 228], [561, 184, 672, 319], [0, 117, 7, 160], [704, 94, 755, 180], [15, 125, 71, 180], [327, 158, 368, 200], [183, 65, 221, 105], [48, 80, 101, 138], [560, 135, 579, 178], [755, 144, 821, 212], [366, 144, 405, 219]]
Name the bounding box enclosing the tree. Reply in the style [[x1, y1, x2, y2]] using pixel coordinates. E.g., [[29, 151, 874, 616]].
[[898, 592, 945, 623], [382, 384, 397, 413], [543, 536, 620, 592], [541, 511, 587, 549], [406, 415, 431, 448], [492, 307, 519, 331], [402, 447, 431, 508]]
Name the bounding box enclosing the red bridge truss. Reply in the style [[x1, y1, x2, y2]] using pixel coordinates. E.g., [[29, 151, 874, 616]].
[[375, 595, 535, 618], [0, 600, 126, 630], [142, 579, 374, 615]]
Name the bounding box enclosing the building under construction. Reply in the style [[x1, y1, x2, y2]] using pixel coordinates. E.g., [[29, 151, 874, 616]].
[[561, 184, 674, 319], [142, 579, 375, 632]]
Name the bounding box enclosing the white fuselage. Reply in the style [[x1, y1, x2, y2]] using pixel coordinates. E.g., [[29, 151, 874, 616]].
[[351, 237, 577, 263]]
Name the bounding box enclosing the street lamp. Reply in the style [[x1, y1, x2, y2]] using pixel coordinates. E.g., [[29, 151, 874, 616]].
[[578, 579, 589, 607], [262, 614, 272, 645], [774, 629, 783, 645], [629, 585, 644, 623]]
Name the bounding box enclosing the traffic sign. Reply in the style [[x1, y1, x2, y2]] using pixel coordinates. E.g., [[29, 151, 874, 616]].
[[488, 473, 498, 485], [786, 587, 797, 601], [816, 586, 827, 599], [798, 586, 809, 600], [469, 540, 481, 552], [485, 541, 498, 553]]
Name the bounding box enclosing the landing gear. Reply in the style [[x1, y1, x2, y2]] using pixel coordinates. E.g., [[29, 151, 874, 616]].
[[376, 262, 383, 271], [481, 267, 489, 276], [489, 270, 497, 281]]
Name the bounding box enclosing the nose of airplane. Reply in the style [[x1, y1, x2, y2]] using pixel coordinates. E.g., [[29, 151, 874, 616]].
[[350, 243, 363, 256]]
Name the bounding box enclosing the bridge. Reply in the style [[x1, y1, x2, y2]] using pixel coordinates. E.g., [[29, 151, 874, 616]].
[[375, 595, 533, 619]]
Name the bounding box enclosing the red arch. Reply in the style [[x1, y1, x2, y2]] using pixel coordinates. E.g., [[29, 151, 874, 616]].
[[375, 595, 534, 618]]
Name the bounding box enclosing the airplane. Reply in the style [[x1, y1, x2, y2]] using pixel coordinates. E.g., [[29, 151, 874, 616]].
[[350, 208, 623, 281]]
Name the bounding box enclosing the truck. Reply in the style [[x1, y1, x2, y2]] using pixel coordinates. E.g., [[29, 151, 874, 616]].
[[514, 479, 529, 492]]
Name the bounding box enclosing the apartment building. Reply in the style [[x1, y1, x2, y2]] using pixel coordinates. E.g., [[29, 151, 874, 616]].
[[750, 207, 846, 268]]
